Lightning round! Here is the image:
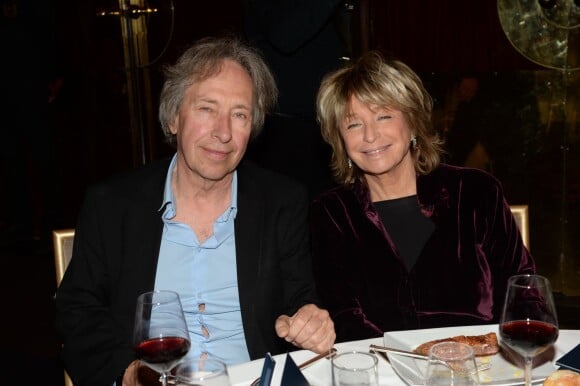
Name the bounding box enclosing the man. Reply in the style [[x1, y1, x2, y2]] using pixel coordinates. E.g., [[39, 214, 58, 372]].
[[55, 36, 335, 386]]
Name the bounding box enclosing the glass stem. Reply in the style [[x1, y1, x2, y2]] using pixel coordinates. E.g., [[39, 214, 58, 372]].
[[160, 372, 168, 386], [524, 356, 533, 386]]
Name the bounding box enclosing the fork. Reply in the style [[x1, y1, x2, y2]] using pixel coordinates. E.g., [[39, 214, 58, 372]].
[[249, 348, 337, 386]]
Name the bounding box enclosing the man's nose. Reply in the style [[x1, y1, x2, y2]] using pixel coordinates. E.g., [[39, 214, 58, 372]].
[[212, 114, 233, 142]]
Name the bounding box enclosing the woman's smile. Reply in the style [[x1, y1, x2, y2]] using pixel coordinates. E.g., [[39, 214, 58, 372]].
[[362, 145, 390, 156]]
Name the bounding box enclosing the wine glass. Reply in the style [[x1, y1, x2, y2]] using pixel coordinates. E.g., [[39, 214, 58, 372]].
[[133, 290, 191, 386], [499, 274, 559, 386]]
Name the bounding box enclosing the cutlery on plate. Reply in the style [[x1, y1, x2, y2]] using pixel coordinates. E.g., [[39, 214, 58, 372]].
[[249, 348, 337, 386], [369, 344, 492, 372], [370, 344, 429, 360]]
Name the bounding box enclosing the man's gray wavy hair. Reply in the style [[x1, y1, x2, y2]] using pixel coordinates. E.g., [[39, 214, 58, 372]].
[[158, 35, 278, 146]]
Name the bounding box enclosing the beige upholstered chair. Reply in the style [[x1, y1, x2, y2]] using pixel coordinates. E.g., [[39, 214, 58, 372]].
[[509, 205, 530, 249], [52, 228, 75, 386], [53, 229, 75, 287]]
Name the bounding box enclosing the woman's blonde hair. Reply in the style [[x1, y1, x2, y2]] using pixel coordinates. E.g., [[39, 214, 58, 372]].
[[316, 51, 444, 185]]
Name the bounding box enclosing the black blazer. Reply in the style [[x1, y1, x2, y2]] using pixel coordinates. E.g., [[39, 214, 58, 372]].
[[55, 158, 319, 386]]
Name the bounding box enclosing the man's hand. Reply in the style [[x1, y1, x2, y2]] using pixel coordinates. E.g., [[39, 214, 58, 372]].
[[275, 303, 336, 354]]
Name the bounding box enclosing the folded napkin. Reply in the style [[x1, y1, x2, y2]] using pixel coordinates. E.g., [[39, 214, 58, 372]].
[[281, 353, 310, 386], [258, 352, 276, 386], [556, 343, 580, 373]]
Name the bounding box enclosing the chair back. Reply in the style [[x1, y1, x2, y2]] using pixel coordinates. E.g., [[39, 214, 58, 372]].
[[509, 205, 530, 249], [52, 228, 75, 386], [53, 229, 75, 286]]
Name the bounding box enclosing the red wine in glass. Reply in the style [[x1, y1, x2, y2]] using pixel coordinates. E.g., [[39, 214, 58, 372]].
[[499, 274, 559, 386], [133, 290, 191, 386], [134, 336, 191, 374], [500, 320, 558, 358]]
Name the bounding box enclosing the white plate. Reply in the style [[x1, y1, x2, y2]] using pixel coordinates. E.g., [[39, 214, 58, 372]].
[[384, 324, 558, 386]]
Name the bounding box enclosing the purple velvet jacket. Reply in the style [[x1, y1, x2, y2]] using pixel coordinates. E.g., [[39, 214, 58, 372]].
[[309, 164, 535, 343]]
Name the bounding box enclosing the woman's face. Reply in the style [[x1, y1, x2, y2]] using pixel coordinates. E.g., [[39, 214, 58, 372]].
[[340, 96, 415, 179]]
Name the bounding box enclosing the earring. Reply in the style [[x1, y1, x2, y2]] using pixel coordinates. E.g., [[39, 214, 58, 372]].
[[411, 135, 417, 149], [347, 158, 353, 169]]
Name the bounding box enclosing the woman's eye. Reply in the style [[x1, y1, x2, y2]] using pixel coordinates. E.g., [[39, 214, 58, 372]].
[[377, 115, 391, 121], [346, 122, 360, 130]]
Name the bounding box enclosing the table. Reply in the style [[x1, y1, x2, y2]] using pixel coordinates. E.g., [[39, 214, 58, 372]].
[[227, 327, 580, 385]]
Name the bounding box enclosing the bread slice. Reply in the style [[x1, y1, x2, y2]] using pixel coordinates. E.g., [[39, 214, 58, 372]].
[[414, 332, 499, 357], [543, 369, 580, 386]]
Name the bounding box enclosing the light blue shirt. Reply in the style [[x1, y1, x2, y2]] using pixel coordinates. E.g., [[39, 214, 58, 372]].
[[154, 154, 250, 365]]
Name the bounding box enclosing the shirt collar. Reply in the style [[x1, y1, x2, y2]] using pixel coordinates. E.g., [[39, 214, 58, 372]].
[[159, 153, 238, 219]]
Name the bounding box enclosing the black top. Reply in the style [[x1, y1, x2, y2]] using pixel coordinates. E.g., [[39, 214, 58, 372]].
[[374, 195, 435, 270]]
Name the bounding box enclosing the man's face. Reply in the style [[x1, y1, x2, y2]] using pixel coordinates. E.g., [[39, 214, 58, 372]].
[[169, 59, 254, 183]]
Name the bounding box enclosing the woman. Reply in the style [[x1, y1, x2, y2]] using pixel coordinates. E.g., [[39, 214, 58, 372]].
[[310, 51, 535, 342]]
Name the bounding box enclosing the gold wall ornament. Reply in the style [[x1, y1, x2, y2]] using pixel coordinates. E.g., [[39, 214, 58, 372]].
[[498, 0, 580, 296], [497, 0, 580, 70], [96, 0, 175, 165]]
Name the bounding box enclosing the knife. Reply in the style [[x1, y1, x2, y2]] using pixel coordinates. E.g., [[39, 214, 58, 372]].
[[369, 344, 429, 360]]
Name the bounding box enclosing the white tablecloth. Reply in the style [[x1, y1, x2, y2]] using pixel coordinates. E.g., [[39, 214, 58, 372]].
[[227, 328, 580, 386]]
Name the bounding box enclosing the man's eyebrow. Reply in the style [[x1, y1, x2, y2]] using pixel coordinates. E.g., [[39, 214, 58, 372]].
[[233, 103, 252, 111], [197, 97, 218, 104], [196, 98, 251, 110]]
